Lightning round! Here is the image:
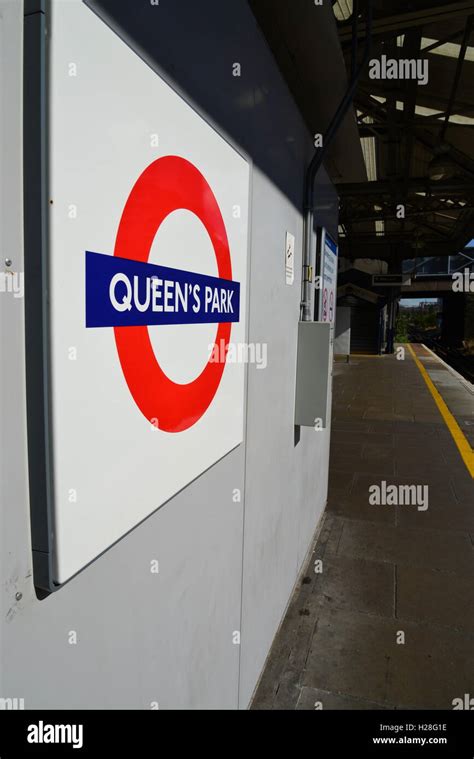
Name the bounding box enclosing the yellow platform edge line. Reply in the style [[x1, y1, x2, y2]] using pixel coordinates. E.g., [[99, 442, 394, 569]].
[[407, 343, 474, 478], [349, 353, 384, 358]]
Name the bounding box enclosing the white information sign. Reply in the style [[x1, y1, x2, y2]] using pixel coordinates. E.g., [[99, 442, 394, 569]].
[[319, 229, 338, 323]]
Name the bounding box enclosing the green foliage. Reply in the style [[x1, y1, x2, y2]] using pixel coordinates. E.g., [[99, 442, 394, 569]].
[[395, 312, 409, 343], [396, 303, 438, 341]]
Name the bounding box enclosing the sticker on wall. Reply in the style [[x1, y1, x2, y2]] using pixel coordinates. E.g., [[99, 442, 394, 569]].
[[39, 0, 249, 587], [285, 231, 295, 285]]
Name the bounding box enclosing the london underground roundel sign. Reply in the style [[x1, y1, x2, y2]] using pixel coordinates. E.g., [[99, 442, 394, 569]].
[[46, 0, 248, 589], [86, 156, 241, 432]]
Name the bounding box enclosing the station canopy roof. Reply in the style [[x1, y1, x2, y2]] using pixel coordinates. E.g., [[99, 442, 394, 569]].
[[251, 0, 474, 264]]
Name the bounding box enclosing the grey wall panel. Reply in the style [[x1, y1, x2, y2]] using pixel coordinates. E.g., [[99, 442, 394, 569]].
[[1, 0, 338, 709], [240, 164, 334, 705], [235, 14, 335, 701], [335, 306, 351, 355], [2, 448, 244, 708]]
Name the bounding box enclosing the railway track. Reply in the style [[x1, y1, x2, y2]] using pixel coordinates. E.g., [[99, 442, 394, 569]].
[[409, 330, 474, 384]]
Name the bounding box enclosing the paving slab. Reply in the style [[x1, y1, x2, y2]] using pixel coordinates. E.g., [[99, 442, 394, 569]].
[[396, 565, 474, 630], [327, 494, 397, 525], [337, 521, 474, 575], [311, 554, 395, 617], [296, 687, 389, 710]]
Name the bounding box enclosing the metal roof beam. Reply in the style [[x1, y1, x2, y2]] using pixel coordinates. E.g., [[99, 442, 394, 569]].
[[337, 178, 474, 195], [441, 15, 474, 139], [339, 2, 474, 42]]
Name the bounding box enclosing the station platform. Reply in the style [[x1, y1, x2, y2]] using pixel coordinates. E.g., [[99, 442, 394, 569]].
[[252, 344, 474, 710]]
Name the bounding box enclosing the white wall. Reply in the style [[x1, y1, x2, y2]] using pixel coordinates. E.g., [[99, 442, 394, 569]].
[[334, 306, 351, 356]]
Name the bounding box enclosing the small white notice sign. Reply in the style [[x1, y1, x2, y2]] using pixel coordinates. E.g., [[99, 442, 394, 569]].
[[285, 231, 295, 285]]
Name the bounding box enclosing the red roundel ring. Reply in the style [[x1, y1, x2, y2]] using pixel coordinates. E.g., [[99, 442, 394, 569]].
[[113, 156, 233, 433]]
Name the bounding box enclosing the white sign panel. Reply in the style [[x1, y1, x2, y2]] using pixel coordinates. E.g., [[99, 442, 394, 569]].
[[47, 0, 249, 584], [285, 231, 295, 285], [319, 229, 338, 323]]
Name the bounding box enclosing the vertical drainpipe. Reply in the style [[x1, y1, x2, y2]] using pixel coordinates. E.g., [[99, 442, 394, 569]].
[[301, 0, 372, 321]]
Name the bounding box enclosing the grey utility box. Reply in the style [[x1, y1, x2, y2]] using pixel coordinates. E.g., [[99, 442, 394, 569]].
[[294, 321, 334, 428]]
